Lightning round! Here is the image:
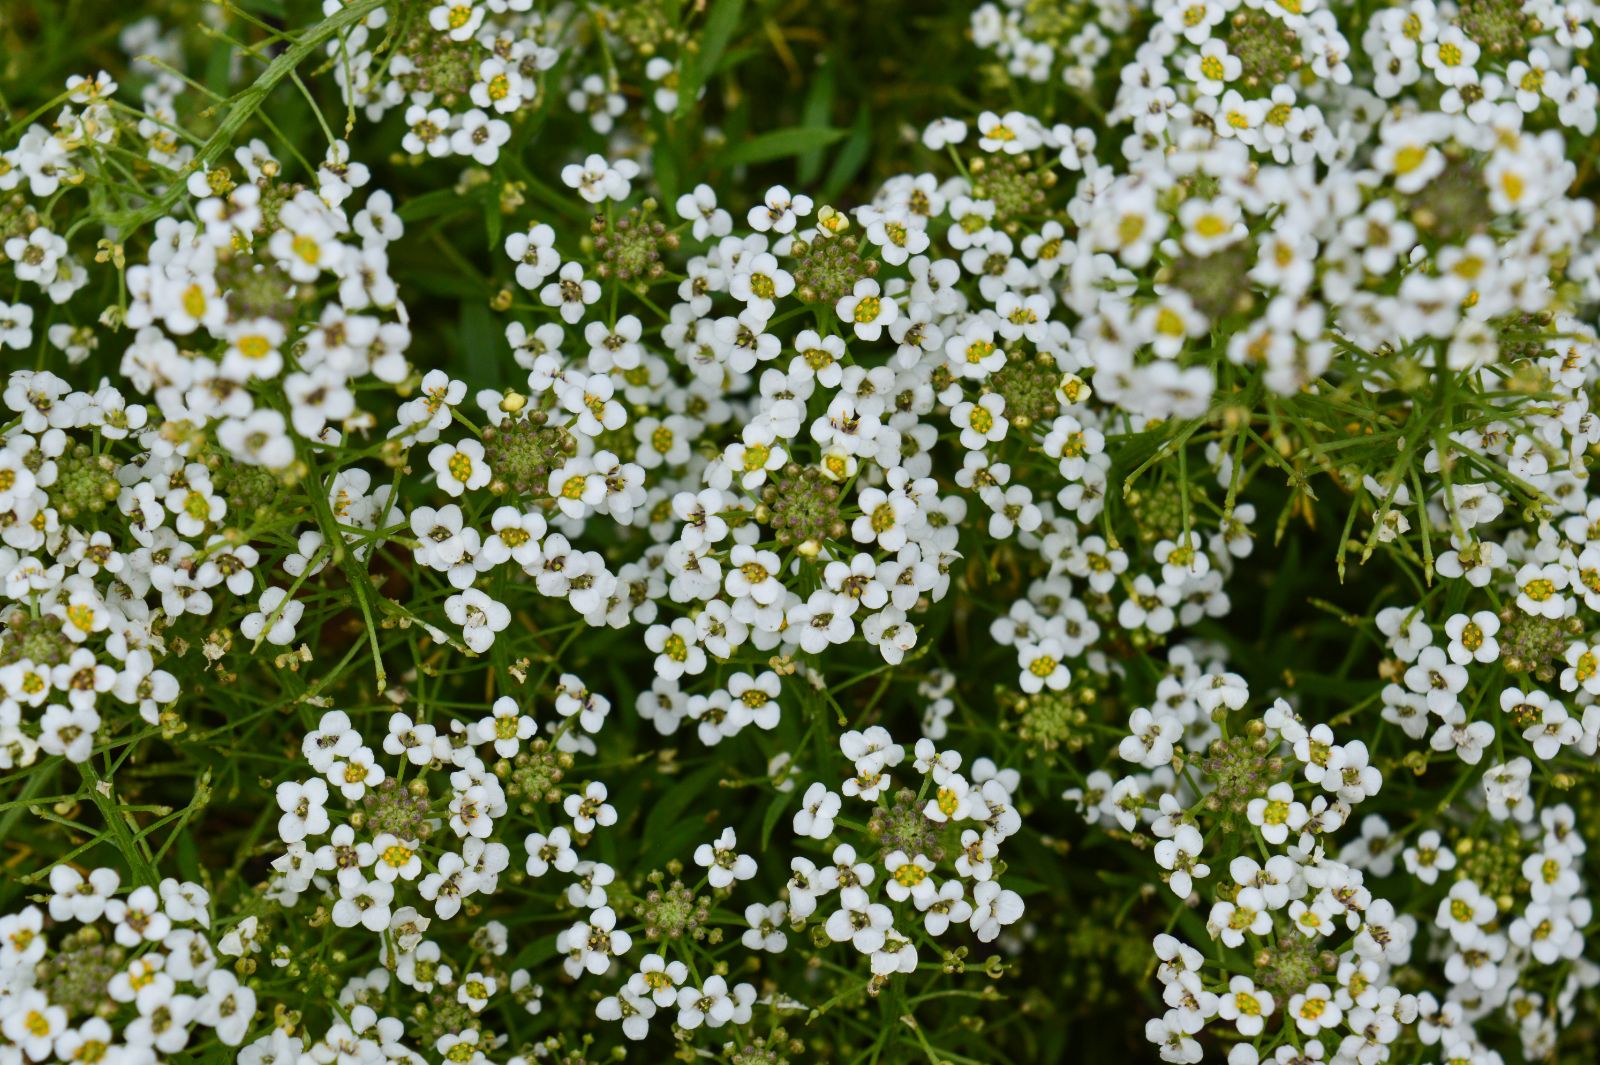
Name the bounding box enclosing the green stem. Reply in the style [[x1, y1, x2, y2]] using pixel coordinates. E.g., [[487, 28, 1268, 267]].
[[79, 760, 160, 887], [104, 0, 387, 233]]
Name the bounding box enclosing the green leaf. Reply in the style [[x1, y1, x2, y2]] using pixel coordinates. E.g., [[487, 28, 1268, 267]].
[[642, 762, 723, 848], [510, 929, 562, 970], [640, 815, 713, 874], [102, 0, 389, 234], [677, 0, 745, 117], [484, 190, 503, 250], [654, 135, 682, 207], [720, 126, 846, 168], [759, 787, 792, 851], [797, 59, 836, 185], [459, 300, 503, 389], [821, 106, 872, 201], [398, 187, 471, 223], [176, 827, 201, 883], [205, 35, 235, 100], [403, 270, 482, 299], [1261, 535, 1300, 636]]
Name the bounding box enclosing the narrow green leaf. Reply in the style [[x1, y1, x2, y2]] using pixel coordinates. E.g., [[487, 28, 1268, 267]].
[[403, 270, 483, 299], [797, 58, 836, 185], [459, 300, 504, 389], [484, 190, 503, 250], [821, 106, 872, 200], [721, 126, 846, 167], [654, 134, 682, 207], [643, 762, 722, 846], [399, 188, 471, 223], [676, 0, 745, 117], [759, 787, 791, 851]]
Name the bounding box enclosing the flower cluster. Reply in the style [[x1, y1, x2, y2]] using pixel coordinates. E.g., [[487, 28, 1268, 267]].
[[5, 0, 1600, 1062]]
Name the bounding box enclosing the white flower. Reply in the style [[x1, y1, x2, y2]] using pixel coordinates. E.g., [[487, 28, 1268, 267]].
[[693, 827, 756, 889], [1209, 887, 1272, 947], [429, 1, 484, 42], [106, 884, 171, 946], [597, 987, 656, 1040], [474, 695, 536, 757], [275, 778, 330, 843], [1401, 829, 1457, 885], [241, 587, 304, 646], [1184, 40, 1242, 95], [430, 439, 491, 496], [917, 879, 973, 935], [198, 969, 256, 1045], [445, 588, 511, 652], [557, 906, 631, 977], [645, 618, 706, 680], [1246, 782, 1308, 846], [1119, 706, 1180, 768], [1216, 975, 1274, 1036], [675, 184, 732, 240], [677, 975, 740, 1029], [1286, 983, 1342, 1036], [1436, 880, 1495, 946], [1153, 824, 1209, 898], [951, 393, 1008, 451], [748, 185, 813, 234], [794, 782, 840, 839], [969, 879, 1023, 941], [1443, 610, 1500, 665], [922, 117, 967, 150], [562, 153, 636, 204], [1, 991, 66, 1060], [836, 279, 897, 341], [1514, 562, 1570, 619], [564, 781, 618, 834], [740, 901, 788, 952], [540, 262, 602, 324], [48, 865, 120, 923], [328, 744, 385, 801], [1403, 645, 1468, 714], [628, 954, 689, 1007], [525, 826, 579, 877]]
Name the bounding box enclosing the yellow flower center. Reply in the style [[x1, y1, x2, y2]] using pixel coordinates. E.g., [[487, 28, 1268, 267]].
[[66, 603, 96, 632], [894, 863, 927, 887], [291, 234, 321, 265], [1392, 145, 1428, 175], [1523, 578, 1555, 602]]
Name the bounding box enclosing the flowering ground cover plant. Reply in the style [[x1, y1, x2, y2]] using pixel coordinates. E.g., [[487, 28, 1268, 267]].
[[3, 0, 1600, 1063]]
